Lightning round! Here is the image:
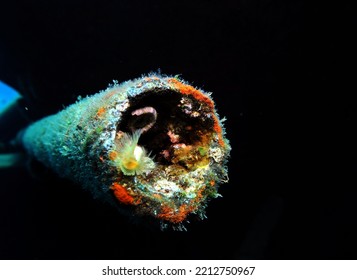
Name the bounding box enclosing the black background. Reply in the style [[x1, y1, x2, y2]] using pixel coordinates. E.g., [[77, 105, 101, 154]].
[[0, 0, 356, 259]]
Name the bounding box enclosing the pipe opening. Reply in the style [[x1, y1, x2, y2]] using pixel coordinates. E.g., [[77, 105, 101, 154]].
[[117, 89, 215, 171]]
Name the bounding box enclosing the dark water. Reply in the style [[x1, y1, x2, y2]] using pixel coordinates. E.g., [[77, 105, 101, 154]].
[[0, 0, 356, 260]]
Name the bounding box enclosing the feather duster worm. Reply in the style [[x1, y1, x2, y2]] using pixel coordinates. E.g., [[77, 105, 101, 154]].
[[21, 74, 231, 230]]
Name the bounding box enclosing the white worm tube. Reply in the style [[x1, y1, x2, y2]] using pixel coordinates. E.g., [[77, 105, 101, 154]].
[[130, 106, 157, 133]]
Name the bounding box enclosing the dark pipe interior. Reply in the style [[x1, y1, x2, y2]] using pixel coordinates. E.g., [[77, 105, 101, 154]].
[[117, 89, 214, 163]]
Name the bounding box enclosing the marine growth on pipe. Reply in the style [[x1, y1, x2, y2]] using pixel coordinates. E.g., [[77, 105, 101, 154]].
[[21, 74, 231, 230]]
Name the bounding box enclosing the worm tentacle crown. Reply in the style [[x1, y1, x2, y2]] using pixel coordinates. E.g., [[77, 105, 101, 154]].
[[111, 129, 156, 176]]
